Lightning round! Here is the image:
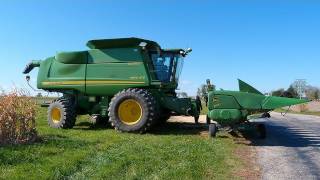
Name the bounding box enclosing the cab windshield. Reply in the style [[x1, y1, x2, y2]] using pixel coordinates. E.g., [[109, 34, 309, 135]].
[[150, 52, 184, 83]]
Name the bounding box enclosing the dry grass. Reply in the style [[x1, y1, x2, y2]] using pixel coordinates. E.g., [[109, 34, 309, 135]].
[[0, 90, 37, 145], [298, 104, 308, 112]]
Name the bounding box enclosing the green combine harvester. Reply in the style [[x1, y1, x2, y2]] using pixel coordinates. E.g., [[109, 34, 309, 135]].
[[23, 37, 308, 137], [23, 38, 198, 133]]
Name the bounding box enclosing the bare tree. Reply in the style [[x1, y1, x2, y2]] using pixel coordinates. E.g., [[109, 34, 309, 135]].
[[305, 86, 320, 100], [292, 79, 307, 99], [271, 88, 285, 97]]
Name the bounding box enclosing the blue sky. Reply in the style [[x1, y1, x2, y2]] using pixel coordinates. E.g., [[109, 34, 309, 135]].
[[0, 1, 319, 95]]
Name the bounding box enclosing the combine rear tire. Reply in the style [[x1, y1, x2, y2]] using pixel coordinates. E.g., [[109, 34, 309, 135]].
[[48, 97, 76, 129], [108, 88, 157, 133]]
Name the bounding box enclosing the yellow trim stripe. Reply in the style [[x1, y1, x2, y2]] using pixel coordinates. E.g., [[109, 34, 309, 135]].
[[86, 80, 144, 84], [42, 81, 85, 85], [42, 80, 145, 86], [93, 62, 143, 65]]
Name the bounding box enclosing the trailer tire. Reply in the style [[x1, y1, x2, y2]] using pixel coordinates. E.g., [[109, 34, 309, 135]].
[[108, 88, 157, 133], [209, 123, 217, 138], [48, 97, 76, 129]]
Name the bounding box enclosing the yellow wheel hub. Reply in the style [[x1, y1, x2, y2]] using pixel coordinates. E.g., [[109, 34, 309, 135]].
[[118, 99, 143, 125], [51, 107, 62, 123]]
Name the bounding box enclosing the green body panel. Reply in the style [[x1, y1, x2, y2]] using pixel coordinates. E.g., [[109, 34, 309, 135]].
[[207, 80, 309, 125], [85, 48, 149, 95], [209, 91, 265, 110], [88, 48, 143, 63], [56, 51, 87, 64], [238, 79, 263, 95], [161, 96, 193, 115], [210, 94, 240, 109], [87, 38, 160, 49], [38, 47, 150, 95], [208, 109, 242, 125], [37, 57, 86, 92], [262, 96, 308, 110], [25, 37, 197, 118]]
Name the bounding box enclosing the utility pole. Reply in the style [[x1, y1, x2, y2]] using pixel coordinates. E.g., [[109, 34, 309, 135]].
[[293, 79, 307, 99]]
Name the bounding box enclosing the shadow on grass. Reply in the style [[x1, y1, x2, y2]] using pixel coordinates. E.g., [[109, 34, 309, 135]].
[[74, 120, 209, 135], [151, 122, 209, 136], [47, 120, 320, 148], [73, 121, 111, 131]]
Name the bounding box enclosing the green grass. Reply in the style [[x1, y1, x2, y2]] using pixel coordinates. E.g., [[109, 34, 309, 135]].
[[275, 108, 320, 117], [0, 107, 248, 180]]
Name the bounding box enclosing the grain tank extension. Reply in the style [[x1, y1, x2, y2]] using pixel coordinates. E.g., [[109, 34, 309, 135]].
[[23, 38, 198, 132]]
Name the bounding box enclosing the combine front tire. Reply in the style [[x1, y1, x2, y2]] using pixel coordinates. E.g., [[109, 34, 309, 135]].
[[48, 97, 76, 129], [108, 88, 157, 133]]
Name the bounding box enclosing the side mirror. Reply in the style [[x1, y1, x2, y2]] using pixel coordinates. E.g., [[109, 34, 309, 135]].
[[182, 48, 192, 57], [184, 48, 192, 56], [185, 48, 192, 54]]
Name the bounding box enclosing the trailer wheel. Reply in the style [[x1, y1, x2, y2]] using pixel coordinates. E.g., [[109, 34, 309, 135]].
[[209, 123, 217, 138], [108, 88, 157, 133], [257, 123, 266, 139], [48, 97, 76, 129]]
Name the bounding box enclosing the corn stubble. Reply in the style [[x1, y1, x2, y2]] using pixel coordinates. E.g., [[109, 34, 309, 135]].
[[0, 90, 37, 145]]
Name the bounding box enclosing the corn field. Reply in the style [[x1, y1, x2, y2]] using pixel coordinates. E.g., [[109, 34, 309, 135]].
[[0, 90, 37, 145]]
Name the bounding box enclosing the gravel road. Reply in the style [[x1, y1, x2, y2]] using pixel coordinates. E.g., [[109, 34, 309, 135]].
[[256, 112, 320, 180]]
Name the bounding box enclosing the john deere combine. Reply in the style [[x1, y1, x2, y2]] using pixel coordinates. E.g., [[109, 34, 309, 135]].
[[23, 38, 198, 132]]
